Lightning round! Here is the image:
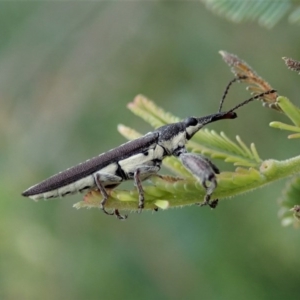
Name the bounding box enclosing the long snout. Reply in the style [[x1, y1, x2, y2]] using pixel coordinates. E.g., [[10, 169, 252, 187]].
[[196, 111, 237, 126]]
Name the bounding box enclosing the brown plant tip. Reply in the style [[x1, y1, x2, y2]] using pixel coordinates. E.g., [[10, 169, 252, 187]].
[[219, 50, 280, 111], [282, 57, 300, 74], [219, 51, 259, 78], [155, 175, 184, 183]]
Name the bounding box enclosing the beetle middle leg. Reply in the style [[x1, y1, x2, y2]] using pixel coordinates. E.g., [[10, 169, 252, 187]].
[[133, 165, 160, 213], [178, 152, 220, 208]]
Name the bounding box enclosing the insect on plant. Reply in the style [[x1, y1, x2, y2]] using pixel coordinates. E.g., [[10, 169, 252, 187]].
[[22, 77, 276, 219]]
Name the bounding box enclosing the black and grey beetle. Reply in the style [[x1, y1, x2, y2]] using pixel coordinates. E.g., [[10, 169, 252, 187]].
[[22, 78, 276, 219]]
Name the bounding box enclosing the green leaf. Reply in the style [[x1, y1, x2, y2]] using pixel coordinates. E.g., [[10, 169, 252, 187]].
[[269, 96, 300, 139], [279, 176, 300, 228], [127, 94, 179, 129], [189, 130, 261, 167], [288, 7, 300, 24], [202, 0, 293, 28], [277, 96, 300, 127]]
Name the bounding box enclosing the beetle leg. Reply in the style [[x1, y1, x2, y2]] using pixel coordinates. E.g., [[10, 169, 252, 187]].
[[114, 209, 128, 220], [93, 173, 127, 219], [133, 165, 160, 213], [134, 168, 144, 212], [178, 152, 219, 208], [200, 176, 219, 208]]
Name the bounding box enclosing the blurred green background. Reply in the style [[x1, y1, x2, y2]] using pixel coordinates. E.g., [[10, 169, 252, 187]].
[[1, 2, 300, 300]]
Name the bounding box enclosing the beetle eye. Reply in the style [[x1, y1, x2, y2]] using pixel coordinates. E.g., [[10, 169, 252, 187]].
[[184, 117, 198, 127]]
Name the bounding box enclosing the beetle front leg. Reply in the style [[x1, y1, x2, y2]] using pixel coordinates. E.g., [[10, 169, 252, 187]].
[[133, 165, 160, 213], [200, 176, 219, 208], [178, 152, 220, 208]]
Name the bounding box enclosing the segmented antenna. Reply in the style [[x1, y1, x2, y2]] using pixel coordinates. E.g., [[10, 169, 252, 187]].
[[228, 90, 277, 113], [218, 76, 248, 112]]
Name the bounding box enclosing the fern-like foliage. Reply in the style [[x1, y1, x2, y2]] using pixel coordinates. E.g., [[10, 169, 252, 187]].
[[201, 0, 300, 28], [279, 176, 300, 228], [71, 51, 300, 228], [75, 90, 300, 223]]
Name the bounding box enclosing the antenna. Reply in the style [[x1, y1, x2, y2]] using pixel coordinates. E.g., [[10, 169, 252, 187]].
[[227, 90, 277, 113], [218, 76, 248, 112]]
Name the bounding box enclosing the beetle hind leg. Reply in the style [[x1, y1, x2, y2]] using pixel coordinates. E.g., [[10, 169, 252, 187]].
[[93, 173, 127, 220]]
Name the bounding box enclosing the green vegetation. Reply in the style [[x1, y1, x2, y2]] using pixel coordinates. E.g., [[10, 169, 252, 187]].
[[1, 2, 300, 300]]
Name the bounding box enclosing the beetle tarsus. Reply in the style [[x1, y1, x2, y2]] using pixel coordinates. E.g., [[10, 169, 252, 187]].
[[114, 209, 128, 220], [209, 199, 219, 208], [199, 196, 219, 208], [94, 173, 120, 218], [100, 205, 115, 216]]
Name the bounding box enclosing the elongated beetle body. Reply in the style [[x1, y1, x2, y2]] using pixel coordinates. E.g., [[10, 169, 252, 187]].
[[22, 78, 276, 219]]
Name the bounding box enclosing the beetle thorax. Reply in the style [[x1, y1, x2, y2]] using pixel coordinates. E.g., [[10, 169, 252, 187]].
[[159, 131, 187, 154], [155, 122, 187, 155], [185, 123, 203, 140]]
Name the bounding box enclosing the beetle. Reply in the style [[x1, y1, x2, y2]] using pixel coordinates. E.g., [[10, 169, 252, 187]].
[[22, 78, 276, 219]]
